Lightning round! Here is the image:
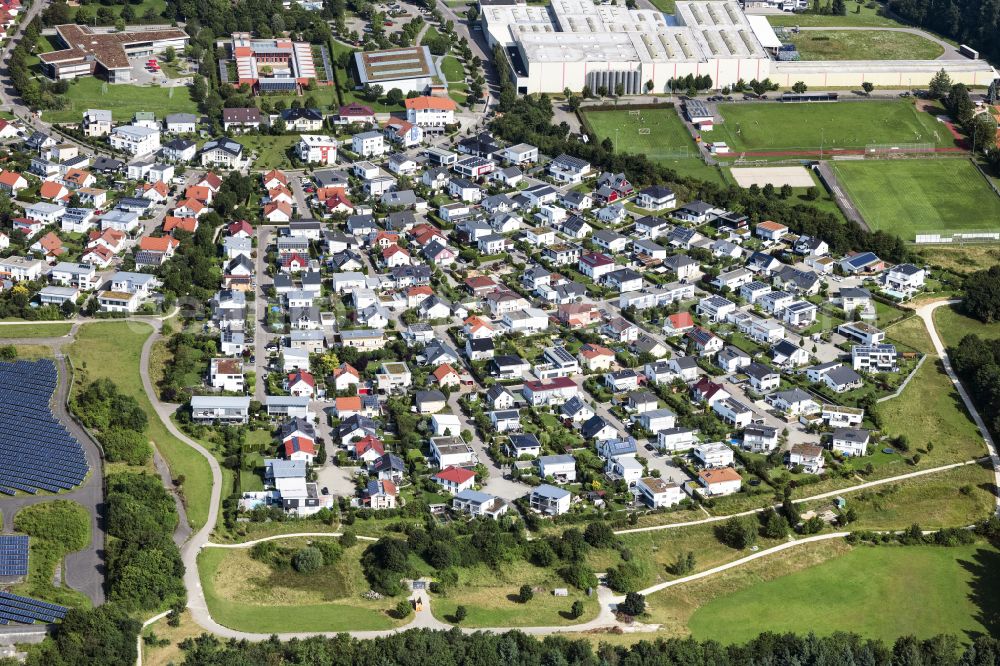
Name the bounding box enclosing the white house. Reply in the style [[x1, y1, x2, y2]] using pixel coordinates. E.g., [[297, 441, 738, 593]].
[[697, 467, 742, 497], [352, 131, 385, 157], [537, 454, 576, 483], [693, 442, 734, 468], [110, 125, 160, 156], [636, 476, 682, 508], [297, 135, 338, 165], [831, 427, 870, 457]]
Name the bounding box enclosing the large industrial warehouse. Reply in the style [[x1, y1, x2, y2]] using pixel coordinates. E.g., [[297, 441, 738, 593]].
[[481, 0, 997, 94]]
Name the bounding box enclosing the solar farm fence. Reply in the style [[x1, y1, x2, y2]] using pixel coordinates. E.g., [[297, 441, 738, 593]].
[[914, 231, 1000, 244]]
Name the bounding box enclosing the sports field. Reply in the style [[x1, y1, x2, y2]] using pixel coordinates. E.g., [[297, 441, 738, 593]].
[[582, 107, 725, 184], [832, 159, 1000, 239], [714, 101, 953, 152]]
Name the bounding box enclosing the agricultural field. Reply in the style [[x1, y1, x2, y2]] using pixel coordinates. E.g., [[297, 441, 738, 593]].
[[582, 107, 726, 184], [198, 540, 404, 632], [832, 159, 1000, 239], [789, 30, 944, 60], [683, 543, 1000, 643], [43, 78, 199, 124], [713, 101, 952, 152]]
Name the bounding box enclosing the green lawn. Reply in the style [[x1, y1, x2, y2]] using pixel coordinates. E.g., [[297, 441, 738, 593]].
[[12, 501, 92, 608], [235, 135, 300, 170], [0, 322, 73, 339], [198, 542, 402, 632], [43, 78, 199, 124], [714, 101, 952, 152], [833, 160, 1000, 240], [886, 316, 935, 353], [934, 303, 1000, 349], [441, 55, 464, 82], [582, 107, 725, 184], [67, 322, 213, 531], [767, 2, 902, 26], [686, 543, 1000, 643], [880, 355, 988, 465], [789, 30, 943, 60]]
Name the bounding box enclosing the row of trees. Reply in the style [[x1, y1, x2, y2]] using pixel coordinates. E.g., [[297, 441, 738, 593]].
[[170, 627, 1000, 665], [930, 71, 998, 154], [889, 0, 1000, 66], [950, 333, 1000, 439], [104, 472, 186, 611]]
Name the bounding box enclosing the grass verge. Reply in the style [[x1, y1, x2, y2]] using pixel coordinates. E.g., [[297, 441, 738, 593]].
[[12, 500, 91, 608], [67, 321, 212, 530]]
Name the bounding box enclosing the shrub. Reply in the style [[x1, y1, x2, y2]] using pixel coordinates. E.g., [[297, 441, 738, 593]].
[[518, 584, 533, 603], [618, 592, 645, 616], [100, 428, 152, 466], [395, 599, 412, 618], [292, 546, 323, 573]]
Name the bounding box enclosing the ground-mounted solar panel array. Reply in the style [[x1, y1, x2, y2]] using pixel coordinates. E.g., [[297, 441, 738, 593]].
[[0, 360, 88, 495], [0, 591, 67, 625], [0, 536, 28, 578]]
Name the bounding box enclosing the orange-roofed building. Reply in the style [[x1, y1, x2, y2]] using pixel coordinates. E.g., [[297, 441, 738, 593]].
[[335, 396, 362, 418], [697, 467, 742, 496], [405, 96, 457, 127], [578, 343, 615, 371], [164, 216, 198, 234], [663, 312, 695, 336], [39, 180, 69, 202], [0, 170, 28, 195], [373, 231, 399, 249], [267, 185, 294, 205], [197, 172, 223, 191], [263, 201, 292, 223], [262, 169, 287, 189], [406, 285, 433, 308], [139, 235, 179, 254], [174, 198, 206, 218], [184, 185, 213, 204], [62, 168, 94, 189], [432, 363, 461, 388], [331, 362, 360, 391]]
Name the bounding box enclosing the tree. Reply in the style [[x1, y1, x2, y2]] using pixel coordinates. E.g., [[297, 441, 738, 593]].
[[454, 605, 467, 622], [583, 522, 616, 548], [614, 83, 625, 98], [120, 2, 136, 21], [597, 86, 608, 98], [395, 599, 412, 618], [861, 81, 874, 95], [669, 551, 695, 575], [962, 266, 1000, 323], [832, 0, 846, 14], [570, 599, 585, 618], [792, 81, 808, 93], [761, 508, 789, 539], [385, 87, 404, 106], [518, 584, 533, 603], [804, 186, 819, 201], [929, 68, 952, 99], [645, 79, 654, 93], [719, 515, 758, 549], [779, 183, 793, 199], [618, 592, 645, 616], [292, 546, 323, 573], [0, 345, 16, 361], [968, 112, 997, 153]]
